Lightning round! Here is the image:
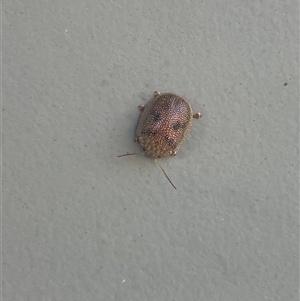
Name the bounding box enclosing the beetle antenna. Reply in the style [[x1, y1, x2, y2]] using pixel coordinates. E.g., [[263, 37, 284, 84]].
[[117, 152, 145, 157], [155, 159, 177, 190]]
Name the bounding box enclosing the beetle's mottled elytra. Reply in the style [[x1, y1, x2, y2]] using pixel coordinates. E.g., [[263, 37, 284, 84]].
[[118, 91, 202, 189], [136, 91, 201, 158]]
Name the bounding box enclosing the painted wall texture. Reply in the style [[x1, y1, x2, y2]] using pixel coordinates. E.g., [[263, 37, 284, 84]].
[[3, 1, 299, 300]]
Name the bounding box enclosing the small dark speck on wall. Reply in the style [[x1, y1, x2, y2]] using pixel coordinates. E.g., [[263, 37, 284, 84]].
[[284, 83, 288, 86]]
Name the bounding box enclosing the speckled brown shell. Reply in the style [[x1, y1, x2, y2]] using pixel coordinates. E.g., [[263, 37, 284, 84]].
[[136, 92, 195, 158]]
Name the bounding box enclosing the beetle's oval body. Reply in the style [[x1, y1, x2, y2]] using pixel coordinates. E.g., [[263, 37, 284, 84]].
[[136, 91, 201, 158]]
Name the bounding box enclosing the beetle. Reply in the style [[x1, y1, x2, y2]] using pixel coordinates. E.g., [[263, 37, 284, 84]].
[[118, 91, 202, 189]]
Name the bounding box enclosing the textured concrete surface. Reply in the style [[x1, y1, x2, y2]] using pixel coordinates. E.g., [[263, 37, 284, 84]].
[[3, 1, 299, 300]]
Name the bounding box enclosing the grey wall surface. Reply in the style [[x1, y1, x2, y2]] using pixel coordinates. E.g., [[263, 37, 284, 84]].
[[3, 1, 299, 300]]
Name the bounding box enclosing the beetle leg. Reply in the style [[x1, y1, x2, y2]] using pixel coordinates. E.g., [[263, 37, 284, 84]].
[[193, 112, 202, 119]]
